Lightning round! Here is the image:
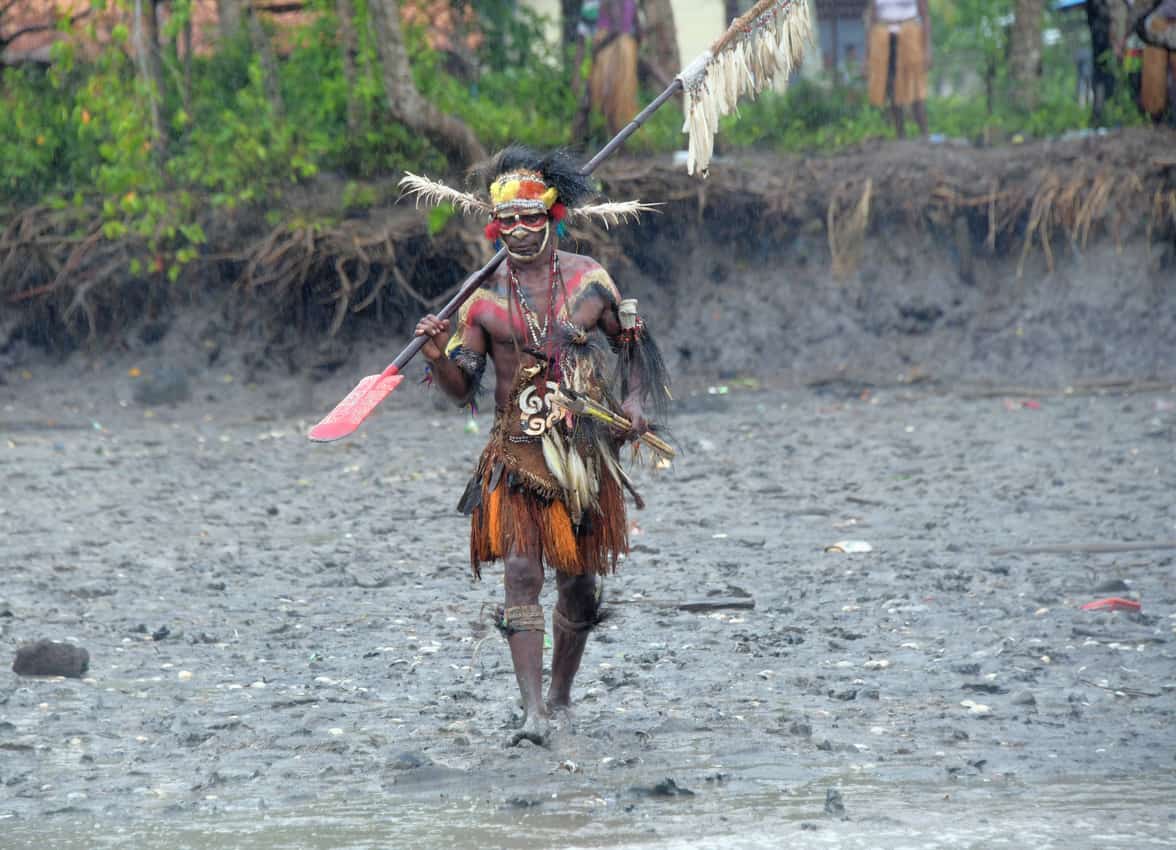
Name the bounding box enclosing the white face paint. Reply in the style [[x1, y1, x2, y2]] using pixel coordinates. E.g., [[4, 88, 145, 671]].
[[503, 219, 551, 263]]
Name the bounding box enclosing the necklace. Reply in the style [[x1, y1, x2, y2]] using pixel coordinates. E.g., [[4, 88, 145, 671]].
[[509, 251, 561, 349]]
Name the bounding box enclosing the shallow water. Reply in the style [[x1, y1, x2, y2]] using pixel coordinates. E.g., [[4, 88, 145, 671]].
[[4, 776, 1174, 850]]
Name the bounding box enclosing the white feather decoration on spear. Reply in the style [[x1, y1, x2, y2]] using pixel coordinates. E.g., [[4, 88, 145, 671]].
[[678, 0, 813, 177]]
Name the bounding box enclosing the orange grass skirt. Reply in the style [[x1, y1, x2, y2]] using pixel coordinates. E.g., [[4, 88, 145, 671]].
[[1141, 18, 1176, 117], [590, 33, 639, 137], [467, 443, 628, 579]]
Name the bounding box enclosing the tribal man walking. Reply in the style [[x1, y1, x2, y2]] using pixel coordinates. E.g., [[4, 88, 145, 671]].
[[406, 147, 671, 745]]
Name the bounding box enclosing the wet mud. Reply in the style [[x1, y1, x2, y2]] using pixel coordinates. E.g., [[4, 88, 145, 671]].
[[3, 357, 1175, 847]]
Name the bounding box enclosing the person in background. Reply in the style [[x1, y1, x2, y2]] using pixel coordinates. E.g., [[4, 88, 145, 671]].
[[589, 0, 640, 138], [864, 0, 931, 139], [1124, 0, 1176, 120]]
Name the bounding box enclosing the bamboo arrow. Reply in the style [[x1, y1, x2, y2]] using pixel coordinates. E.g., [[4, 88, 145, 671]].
[[308, 0, 812, 442]]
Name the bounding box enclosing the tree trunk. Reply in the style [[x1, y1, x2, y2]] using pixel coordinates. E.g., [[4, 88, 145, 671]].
[[216, 0, 243, 43], [135, 0, 169, 154], [1084, 0, 1115, 123], [246, 1, 285, 116], [182, 9, 193, 115], [367, 0, 485, 167], [1009, 0, 1044, 111], [336, 0, 360, 133], [561, 0, 584, 49], [642, 0, 680, 77]]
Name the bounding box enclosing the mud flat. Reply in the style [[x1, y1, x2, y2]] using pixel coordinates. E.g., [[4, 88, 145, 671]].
[[2, 358, 1175, 848]]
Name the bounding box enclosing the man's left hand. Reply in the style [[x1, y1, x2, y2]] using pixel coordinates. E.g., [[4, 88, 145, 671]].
[[621, 398, 648, 441]]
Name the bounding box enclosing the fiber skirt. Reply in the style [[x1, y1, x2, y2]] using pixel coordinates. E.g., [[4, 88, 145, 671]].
[[867, 21, 927, 108], [460, 421, 629, 579]]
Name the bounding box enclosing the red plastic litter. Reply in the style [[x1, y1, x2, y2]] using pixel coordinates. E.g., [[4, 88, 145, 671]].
[[1080, 597, 1141, 612]]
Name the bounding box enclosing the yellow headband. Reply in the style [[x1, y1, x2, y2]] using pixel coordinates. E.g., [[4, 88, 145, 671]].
[[489, 169, 559, 214]]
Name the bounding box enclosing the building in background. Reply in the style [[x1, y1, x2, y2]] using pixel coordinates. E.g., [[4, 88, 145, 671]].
[[813, 0, 868, 82]]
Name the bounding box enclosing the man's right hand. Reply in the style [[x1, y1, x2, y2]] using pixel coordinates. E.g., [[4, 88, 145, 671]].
[[414, 314, 452, 362]]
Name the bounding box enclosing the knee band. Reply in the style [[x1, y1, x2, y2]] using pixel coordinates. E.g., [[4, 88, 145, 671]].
[[552, 606, 598, 634], [501, 604, 545, 634]]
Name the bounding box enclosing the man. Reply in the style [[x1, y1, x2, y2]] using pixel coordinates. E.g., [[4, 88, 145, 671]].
[[864, 0, 931, 139], [1124, 0, 1176, 120], [411, 147, 670, 746], [589, 0, 641, 138]]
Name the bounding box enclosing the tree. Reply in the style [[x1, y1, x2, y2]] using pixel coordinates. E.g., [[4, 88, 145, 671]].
[[561, 0, 583, 48], [1, 0, 92, 66], [1009, 0, 1044, 110], [216, 0, 243, 42], [642, 0, 680, 80], [336, 0, 361, 134], [367, 0, 485, 167], [245, 0, 285, 117], [133, 0, 169, 154], [1084, 0, 1115, 124]]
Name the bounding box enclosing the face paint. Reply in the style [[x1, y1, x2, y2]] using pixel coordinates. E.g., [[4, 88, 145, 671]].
[[503, 219, 551, 261], [496, 212, 550, 235]]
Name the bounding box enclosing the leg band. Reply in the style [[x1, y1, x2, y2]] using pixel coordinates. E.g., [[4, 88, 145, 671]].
[[552, 606, 597, 634], [501, 604, 545, 634]]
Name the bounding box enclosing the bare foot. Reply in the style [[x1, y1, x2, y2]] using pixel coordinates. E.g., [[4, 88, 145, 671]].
[[548, 704, 576, 736], [509, 713, 551, 747]]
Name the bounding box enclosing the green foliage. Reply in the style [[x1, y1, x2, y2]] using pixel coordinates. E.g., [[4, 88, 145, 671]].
[[0, 66, 75, 201], [427, 203, 457, 235], [0, 0, 1157, 285], [718, 78, 889, 152], [405, 8, 577, 151]]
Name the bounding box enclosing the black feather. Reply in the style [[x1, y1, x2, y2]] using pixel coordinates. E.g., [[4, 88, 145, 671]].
[[469, 145, 597, 208]]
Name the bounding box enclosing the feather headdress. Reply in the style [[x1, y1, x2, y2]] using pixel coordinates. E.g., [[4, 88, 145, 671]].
[[397, 146, 657, 234]]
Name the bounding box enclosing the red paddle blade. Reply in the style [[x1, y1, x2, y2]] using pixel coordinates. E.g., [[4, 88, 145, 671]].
[[308, 367, 404, 442]]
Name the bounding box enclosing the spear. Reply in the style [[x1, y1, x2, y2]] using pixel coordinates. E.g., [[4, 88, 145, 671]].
[[308, 0, 812, 442]]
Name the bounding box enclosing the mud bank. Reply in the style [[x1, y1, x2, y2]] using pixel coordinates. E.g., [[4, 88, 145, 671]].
[[3, 129, 1175, 388]]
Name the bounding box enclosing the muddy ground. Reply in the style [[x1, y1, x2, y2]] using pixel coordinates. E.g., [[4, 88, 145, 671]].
[[2, 135, 1176, 848], [2, 349, 1175, 848]]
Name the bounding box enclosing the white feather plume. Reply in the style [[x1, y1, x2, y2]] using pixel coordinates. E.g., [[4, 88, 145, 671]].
[[568, 201, 662, 228], [398, 172, 489, 216]]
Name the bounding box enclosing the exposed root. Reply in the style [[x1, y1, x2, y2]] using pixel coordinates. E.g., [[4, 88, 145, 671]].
[[4, 129, 1174, 353], [0, 205, 135, 344], [827, 178, 872, 280], [236, 214, 491, 342]]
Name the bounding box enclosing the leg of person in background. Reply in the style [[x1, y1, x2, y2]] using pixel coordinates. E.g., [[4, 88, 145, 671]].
[[1168, 47, 1176, 124], [887, 33, 905, 139], [897, 20, 929, 138], [912, 99, 928, 136], [868, 23, 899, 137]]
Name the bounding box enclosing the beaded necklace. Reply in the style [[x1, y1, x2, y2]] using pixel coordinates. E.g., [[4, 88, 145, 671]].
[[509, 249, 562, 350]]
